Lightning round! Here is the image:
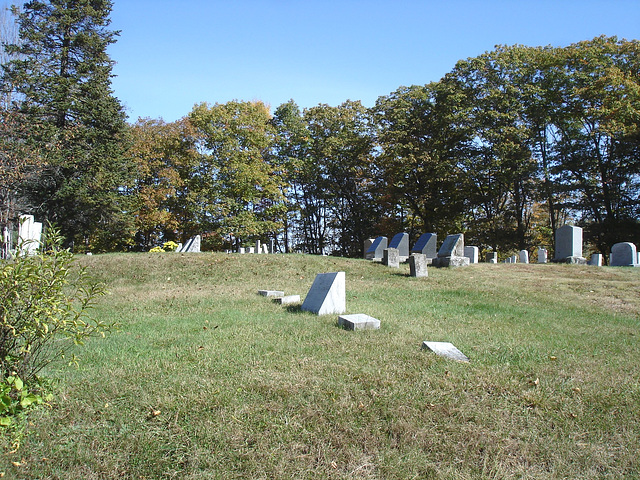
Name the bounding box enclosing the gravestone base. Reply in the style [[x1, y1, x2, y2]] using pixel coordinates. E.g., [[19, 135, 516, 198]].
[[275, 295, 300, 305], [554, 256, 587, 265], [258, 290, 285, 297], [338, 314, 380, 331], [432, 256, 470, 268]]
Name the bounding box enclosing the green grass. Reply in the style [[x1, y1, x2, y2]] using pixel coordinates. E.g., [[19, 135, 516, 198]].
[[2, 253, 640, 479]]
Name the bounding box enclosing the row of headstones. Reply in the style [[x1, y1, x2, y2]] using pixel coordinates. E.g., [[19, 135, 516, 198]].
[[259, 271, 469, 362], [366, 226, 640, 268], [229, 240, 275, 255]]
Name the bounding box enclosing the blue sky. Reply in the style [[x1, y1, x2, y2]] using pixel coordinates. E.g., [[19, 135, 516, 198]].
[[107, 0, 640, 123]]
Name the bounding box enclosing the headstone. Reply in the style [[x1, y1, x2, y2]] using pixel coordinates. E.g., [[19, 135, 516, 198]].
[[464, 246, 479, 264], [262, 244, 269, 254], [510, 254, 518, 263], [365, 236, 388, 261], [239, 247, 246, 254], [248, 247, 255, 254], [554, 225, 586, 263], [18, 214, 43, 255], [432, 234, 469, 268], [519, 250, 529, 264], [610, 242, 639, 267], [486, 252, 498, 263], [363, 238, 375, 258], [338, 314, 380, 331], [589, 253, 603, 266], [301, 272, 346, 315], [255, 240, 261, 254], [422, 341, 469, 362], [409, 253, 428, 277], [537, 247, 547, 264], [276, 295, 301, 305], [382, 248, 399, 268], [411, 233, 437, 262], [178, 235, 201, 253], [388, 233, 410, 262], [258, 290, 285, 297]]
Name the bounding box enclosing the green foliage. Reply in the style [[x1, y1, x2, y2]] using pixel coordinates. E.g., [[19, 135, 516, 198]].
[[0, 375, 50, 427], [0, 225, 112, 383]]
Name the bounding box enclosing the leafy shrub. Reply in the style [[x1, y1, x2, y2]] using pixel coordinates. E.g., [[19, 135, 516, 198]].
[[149, 246, 164, 253], [0, 226, 112, 383], [162, 241, 179, 251]]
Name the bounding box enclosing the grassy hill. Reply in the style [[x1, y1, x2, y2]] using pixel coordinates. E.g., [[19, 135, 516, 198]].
[[3, 252, 639, 479]]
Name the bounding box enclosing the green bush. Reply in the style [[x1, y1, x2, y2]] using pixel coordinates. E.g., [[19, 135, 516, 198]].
[[0, 226, 112, 384]]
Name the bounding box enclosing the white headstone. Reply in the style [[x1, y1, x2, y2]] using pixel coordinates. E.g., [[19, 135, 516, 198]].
[[338, 313, 380, 331], [301, 272, 346, 315], [537, 247, 547, 264], [486, 252, 497, 263], [382, 248, 399, 268], [365, 236, 388, 261], [610, 242, 638, 267], [239, 247, 246, 254], [422, 341, 469, 362], [555, 225, 585, 262], [248, 247, 255, 254], [464, 246, 479, 264], [519, 250, 529, 264], [510, 254, 518, 263]]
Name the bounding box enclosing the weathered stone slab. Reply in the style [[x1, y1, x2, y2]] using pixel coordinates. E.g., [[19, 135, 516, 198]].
[[365, 236, 388, 261], [433, 256, 470, 268], [510, 254, 518, 263], [438, 234, 464, 257], [178, 235, 201, 253], [412, 233, 437, 259], [248, 247, 255, 254], [409, 253, 428, 277], [389, 233, 410, 261], [611, 242, 638, 267], [382, 248, 399, 268], [276, 295, 301, 305], [537, 247, 547, 264], [258, 290, 285, 297], [301, 272, 346, 315], [422, 341, 469, 362], [338, 313, 380, 331], [589, 253, 603, 266], [486, 252, 498, 263], [554, 225, 584, 262], [464, 246, 479, 264], [519, 250, 529, 264]]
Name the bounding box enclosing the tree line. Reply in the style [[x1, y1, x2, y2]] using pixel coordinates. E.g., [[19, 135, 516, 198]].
[[1, 1, 639, 259]]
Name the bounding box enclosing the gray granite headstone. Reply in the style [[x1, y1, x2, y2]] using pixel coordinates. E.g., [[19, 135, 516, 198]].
[[363, 238, 375, 258], [389, 233, 410, 262], [554, 225, 586, 263], [301, 272, 346, 315], [412, 233, 437, 260], [510, 254, 518, 263], [409, 253, 428, 277], [365, 236, 388, 261], [382, 248, 400, 268], [338, 313, 380, 331], [432, 234, 469, 268], [589, 253, 603, 266], [610, 242, 638, 267], [422, 341, 469, 362], [486, 252, 498, 263], [464, 246, 479, 264], [519, 250, 529, 264]]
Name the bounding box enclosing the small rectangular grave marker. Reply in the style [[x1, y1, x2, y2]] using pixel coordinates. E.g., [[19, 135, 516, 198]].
[[338, 314, 380, 330], [258, 290, 285, 297], [464, 246, 479, 264], [537, 247, 547, 264], [519, 249, 529, 264], [276, 295, 301, 305], [422, 341, 469, 362], [409, 253, 428, 277], [382, 248, 400, 267]]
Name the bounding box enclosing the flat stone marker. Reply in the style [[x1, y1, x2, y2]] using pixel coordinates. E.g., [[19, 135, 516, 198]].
[[338, 313, 380, 331], [519, 249, 529, 264], [610, 242, 638, 267], [365, 236, 388, 261], [382, 248, 400, 267], [301, 271, 346, 315], [276, 295, 301, 305], [258, 290, 285, 297], [412, 233, 437, 260], [422, 341, 469, 362], [409, 253, 428, 277], [389, 233, 410, 262]]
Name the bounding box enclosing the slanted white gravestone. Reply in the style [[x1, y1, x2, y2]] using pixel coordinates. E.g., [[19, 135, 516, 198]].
[[422, 341, 469, 362], [412, 233, 437, 263], [589, 253, 603, 266], [388, 233, 410, 262], [382, 248, 400, 268], [258, 290, 285, 297], [610, 242, 638, 267], [432, 234, 469, 268], [519, 250, 529, 264], [554, 225, 586, 263], [365, 236, 388, 261], [537, 247, 547, 264], [363, 238, 375, 258], [301, 272, 346, 315], [464, 246, 479, 264], [486, 252, 498, 263], [276, 295, 301, 305], [178, 235, 201, 253], [409, 253, 428, 277], [338, 314, 380, 331]]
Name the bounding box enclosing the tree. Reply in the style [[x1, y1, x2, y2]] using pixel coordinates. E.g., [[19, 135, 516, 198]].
[[1, 0, 131, 251]]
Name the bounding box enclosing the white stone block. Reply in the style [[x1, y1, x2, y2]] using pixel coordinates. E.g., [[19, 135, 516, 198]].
[[422, 341, 469, 362], [301, 272, 346, 315], [258, 290, 284, 297], [276, 295, 300, 305], [338, 313, 380, 331]]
